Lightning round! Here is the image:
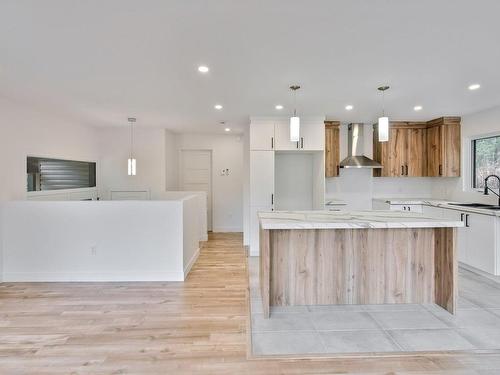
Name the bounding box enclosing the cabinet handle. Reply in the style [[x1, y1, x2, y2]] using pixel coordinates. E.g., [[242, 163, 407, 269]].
[[465, 214, 470, 227], [401, 166, 405, 175], [439, 164, 443, 176], [296, 141, 299, 149], [271, 137, 274, 149], [403, 206, 406, 211], [460, 213, 465, 222], [408, 206, 411, 211], [405, 165, 408, 176], [301, 137, 304, 149], [271, 193, 274, 205]]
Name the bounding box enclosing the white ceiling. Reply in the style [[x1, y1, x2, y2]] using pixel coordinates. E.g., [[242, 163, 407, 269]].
[[1, 0, 500, 134]]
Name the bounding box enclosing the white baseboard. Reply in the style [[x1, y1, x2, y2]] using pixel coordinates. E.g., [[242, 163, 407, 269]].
[[2, 271, 185, 282], [183, 247, 200, 278]]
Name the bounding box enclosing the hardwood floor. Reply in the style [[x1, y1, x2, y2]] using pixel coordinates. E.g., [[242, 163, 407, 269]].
[[1, 232, 500, 374]]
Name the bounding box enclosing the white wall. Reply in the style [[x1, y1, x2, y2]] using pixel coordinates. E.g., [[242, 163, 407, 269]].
[[175, 133, 244, 232], [2, 199, 202, 282], [98, 128, 243, 232], [443, 105, 500, 204], [243, 125, 250, 246], [0, 98, 100, 282], [0, 97, 99, 202], [275, 153, 313, 210], [98, 126, 167, 200], [165, 130, 178, 190]]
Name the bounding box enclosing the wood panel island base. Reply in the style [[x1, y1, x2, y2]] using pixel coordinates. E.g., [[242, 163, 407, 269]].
[[258, 211, 464, 318]]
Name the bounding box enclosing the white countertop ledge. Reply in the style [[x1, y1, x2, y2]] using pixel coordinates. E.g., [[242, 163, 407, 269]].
[[258, 210, 464, 230]]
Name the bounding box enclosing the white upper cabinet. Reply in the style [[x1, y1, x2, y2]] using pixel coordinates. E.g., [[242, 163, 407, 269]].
[[274, 122, 300, 150], [275, 120, 325, 151], [250, 122, 275, 150], [250, 151, 275, 207], [299, 122, 325, 151], [250, 117, 325, 151]]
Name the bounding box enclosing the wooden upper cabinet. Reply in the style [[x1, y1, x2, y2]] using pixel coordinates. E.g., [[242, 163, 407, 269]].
[[389, 126, 408, 177], [427, 124, 442, 177], [407, 127, 427, 177], [325, 121, 340, 177], [373, 117, 460, 178], [426, 117, 461, 177], [373, 122, 428, 177]]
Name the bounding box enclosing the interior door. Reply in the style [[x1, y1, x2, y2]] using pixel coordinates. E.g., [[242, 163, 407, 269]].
[[179, 150, 212, 231]]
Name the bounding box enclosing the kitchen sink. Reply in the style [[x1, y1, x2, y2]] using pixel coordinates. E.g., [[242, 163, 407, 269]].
[[449, 203, 496, 208]]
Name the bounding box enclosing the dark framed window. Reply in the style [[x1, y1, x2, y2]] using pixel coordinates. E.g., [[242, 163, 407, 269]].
[[473, 135, 500, 189], [27, 157, 96, 192]]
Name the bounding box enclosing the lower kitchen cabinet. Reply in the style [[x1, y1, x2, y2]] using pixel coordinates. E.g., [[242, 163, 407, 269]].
[[423, 205, 499, 275], [463, 212, 497, 274]]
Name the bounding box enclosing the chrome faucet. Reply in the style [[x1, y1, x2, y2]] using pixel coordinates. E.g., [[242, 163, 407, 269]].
[[484, 175, 500, 206]]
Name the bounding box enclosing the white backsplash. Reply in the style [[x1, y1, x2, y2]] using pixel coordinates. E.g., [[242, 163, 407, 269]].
[[326, 169, 448, 210]]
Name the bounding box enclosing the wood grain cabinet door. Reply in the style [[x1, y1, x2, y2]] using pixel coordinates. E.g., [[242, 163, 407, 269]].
[[426, 117, 461, 177], [441, 121, 461, 177], [427, 124, 442, 177], [324, 122, 340, 177], [407, 127, 427, 176], [388, 127, 408, 177]]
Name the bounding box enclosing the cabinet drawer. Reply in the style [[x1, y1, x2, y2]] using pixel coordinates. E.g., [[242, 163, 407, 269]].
[[389, 204, 423, 213]]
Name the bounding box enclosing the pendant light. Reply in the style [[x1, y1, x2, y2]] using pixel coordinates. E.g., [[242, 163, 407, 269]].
[[289, 85, 301, 142], [377, 86, 390, 142], [127, 117, 137, 176]]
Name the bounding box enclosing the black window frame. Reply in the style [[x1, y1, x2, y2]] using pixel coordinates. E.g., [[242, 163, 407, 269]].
[[472, 135, 500, 189]]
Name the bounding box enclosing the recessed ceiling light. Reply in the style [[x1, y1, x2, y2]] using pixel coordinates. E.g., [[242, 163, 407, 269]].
[[214, 104, 223, 110], [224, 128, 231, 132], [345, 105, 353, 111], [468, 83, 481, 91], [275, 105, 284, 110], [198, 66, 209, 73], [414, 105, 423, 111]]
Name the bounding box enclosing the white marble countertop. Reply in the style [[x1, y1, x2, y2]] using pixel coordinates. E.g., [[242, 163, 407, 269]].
[[258, 210, 464, 230], [373, 197, 500, 217]]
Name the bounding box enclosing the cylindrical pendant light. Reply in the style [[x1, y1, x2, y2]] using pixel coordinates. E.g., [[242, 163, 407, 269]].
[[377, 86, 390, 142], [127, 117, 137, 176], [289, 85, 301, 142]]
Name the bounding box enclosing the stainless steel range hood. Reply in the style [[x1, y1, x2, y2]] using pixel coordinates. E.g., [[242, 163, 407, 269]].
[[340, 123, 382, 169]]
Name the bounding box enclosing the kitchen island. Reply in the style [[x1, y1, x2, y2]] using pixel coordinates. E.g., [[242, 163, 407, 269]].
[[259, 211, 464, 318]]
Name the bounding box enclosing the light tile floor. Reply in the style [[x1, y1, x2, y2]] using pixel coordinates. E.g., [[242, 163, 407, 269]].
[[248, 257, 500, 356]]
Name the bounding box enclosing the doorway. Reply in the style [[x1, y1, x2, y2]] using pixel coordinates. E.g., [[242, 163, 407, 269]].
[[179, 150, 213, 231]]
